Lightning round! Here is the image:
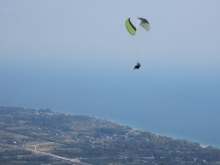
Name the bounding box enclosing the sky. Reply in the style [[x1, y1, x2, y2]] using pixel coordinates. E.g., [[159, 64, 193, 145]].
[[0, 1, 220, 147]]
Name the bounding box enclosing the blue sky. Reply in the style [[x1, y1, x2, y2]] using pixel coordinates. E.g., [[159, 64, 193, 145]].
[[1, 1, 220, 147]]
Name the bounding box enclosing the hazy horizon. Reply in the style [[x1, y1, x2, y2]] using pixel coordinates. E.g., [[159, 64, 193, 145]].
[[1, 1, 220, 148]]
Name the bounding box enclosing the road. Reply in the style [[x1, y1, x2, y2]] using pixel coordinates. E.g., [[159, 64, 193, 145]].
[[0, 142, 90, 165]]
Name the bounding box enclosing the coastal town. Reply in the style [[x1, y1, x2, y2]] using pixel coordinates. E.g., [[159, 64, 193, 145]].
[[0, 106, 220, 165]]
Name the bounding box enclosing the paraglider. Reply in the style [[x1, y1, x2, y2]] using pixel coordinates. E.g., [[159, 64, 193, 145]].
[[134, 62, 141, 70], [125, 17, 150, 70]]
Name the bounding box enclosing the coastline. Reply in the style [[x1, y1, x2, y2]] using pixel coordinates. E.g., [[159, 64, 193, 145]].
[[143, 131, 219, 149], [53, 109, 220, 150], [98, 116, 220, 149]]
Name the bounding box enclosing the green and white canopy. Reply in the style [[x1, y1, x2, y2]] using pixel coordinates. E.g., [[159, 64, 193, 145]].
[[125, 17, 150, 35]]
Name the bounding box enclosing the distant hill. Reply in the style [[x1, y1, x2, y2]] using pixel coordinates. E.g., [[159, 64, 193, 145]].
[[0, 106, 220, 165]]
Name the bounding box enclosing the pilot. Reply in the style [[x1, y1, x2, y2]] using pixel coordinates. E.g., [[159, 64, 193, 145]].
[[134, 62, 141, 70]]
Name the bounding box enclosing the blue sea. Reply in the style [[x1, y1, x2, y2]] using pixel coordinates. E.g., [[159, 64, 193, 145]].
[[1, 58, 220, 149]]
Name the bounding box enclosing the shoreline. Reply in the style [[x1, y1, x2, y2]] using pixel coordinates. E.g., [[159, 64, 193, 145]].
[[38, 108, 220, 150], [99, 116, 220, 149]]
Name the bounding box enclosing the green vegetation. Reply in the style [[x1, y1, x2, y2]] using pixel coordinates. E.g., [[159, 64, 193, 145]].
[[0, 106, 220, 165]]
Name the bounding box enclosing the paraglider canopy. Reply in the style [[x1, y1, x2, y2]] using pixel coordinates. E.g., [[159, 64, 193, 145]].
[[125, 17, 150, 35]]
